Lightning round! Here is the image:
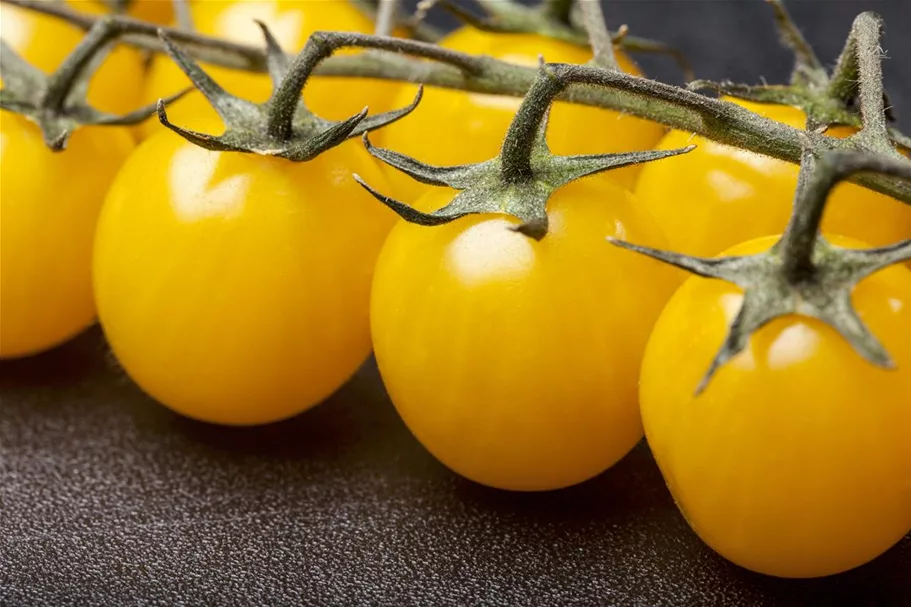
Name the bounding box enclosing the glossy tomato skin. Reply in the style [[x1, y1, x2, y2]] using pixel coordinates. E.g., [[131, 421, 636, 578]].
[[93, 131, 396, 425], [110, 0, 173, 24], [1, 2, 145, 116], [640, 235, 911, 578], [634, 99, 911, 256], [138, 0, 402, 139], [68, 0, 174, 24], [371, 179, 679, 491], [0, 113, 135, 358], [375, 28, 666, 203]]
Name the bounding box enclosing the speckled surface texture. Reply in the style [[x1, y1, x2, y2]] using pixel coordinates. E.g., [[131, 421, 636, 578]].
[[2, 329, 909, 606], [2, 1, 911, 605]]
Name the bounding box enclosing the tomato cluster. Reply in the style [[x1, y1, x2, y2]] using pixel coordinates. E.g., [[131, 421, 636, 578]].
[[1, 0, 909, 582]]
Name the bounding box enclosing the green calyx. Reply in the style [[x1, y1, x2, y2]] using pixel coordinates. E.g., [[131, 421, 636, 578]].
[[355, 63, 693, 240], [690, 1, 907, 152], [156, 25, 423, 162], [0, 18, 183, 150], [612, 150, 911, 394]]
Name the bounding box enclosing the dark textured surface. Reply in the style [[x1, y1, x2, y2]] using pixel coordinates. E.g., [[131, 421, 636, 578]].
[[3, 1, 911, 605], [2, 328, 910, 606]]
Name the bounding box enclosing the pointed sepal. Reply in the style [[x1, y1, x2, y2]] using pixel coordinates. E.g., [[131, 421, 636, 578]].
[[356, 63, 695, 239], [610, 150, 911, 395], [255, 20, 291, 88], [155, 26, 422, 162], [362, 133, 492, 188], [538, 146, 695, 189], [0, 19, 186, 150]]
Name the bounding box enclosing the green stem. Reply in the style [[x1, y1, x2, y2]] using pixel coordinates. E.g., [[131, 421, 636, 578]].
[[4, 0, 269, 71], [266, 30, 482, 141], [779, 148, 821, 281], [619, 35, 694, 82], [43, 17, 119, 111], [765, 0, 826, 87], [101, 0, 130, 13], [438, 0, 495, 31], [374, 0, 399, 37], [499, 67, 566, 183], [578, 0, 618, 70], [779, 151, 911, 281], [350, 0, 442, 41], [824, 11, 909, 152], [542, 0, 575, 24], [828, 26, 859, 103], [850, 12, 890, 145], [3, 0, 910, 205], [172, 0, 194, 31]]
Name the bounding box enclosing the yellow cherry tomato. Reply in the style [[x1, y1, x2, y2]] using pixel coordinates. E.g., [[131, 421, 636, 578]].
[[138, 0, 403, 139], [370, 178, 678, 491], [1, 2, 145, 116], [70, 0, 174, 24], [634, 99, 911, 256], [640, 234, 911, 578], [1, 113, 135, 358], [375, 28, 666, 202], [93, 130, 396, 425], [115, 0, 174, 24]]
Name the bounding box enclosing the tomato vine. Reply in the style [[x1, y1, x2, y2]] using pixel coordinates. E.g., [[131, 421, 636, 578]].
[[3, 0, 909, 205], [355, 62, 692, 239], [0, 17, 177, 148]]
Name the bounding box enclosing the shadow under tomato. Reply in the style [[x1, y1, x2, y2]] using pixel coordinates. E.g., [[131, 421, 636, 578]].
[[0, 324, 107, 388], [451, 440, 675, 523], [726, 533, 911, 606], [448, 438, 910, 605], [161, 357, 419, 463]]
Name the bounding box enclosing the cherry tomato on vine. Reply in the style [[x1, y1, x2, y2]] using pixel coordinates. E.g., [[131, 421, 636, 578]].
[[640, 234, 911, 578], [634, 98, 911, 257], [65, 0, 174, 24], [0, 2, 145, 116], [0, 113, 135, 358], [87, 0, 174, 24], [375, 28, 666, 202], [137, 0, 403, 139], [370, 178, 678, 491], [92, 130, 396, 426]]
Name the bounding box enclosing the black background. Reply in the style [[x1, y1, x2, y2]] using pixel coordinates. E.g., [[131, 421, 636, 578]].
[[1, 1, 910, 606]]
